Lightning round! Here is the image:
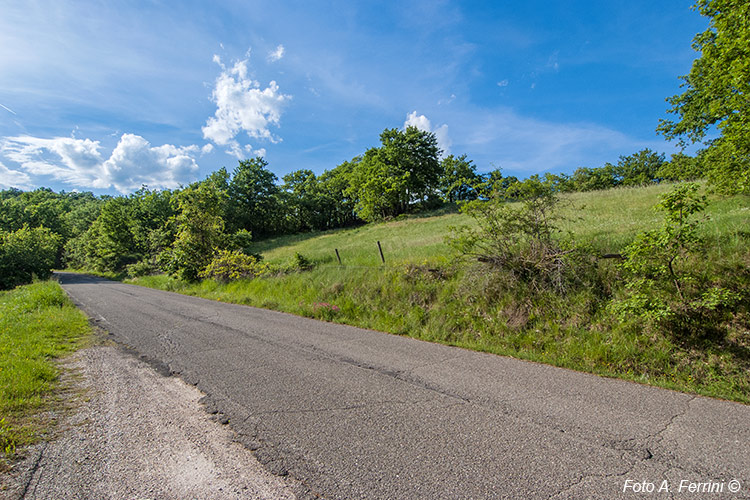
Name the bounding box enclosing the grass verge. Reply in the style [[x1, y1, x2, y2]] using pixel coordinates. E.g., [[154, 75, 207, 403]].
[[0, 280, 91, 467]]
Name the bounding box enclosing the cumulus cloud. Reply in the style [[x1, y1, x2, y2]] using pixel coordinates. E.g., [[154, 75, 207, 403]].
[[404, 111, 452, 156], [267, 44, 285, 62], [0, 161, 31, 189], [202, 55, 290, 158], [1, 134, 200, 193]]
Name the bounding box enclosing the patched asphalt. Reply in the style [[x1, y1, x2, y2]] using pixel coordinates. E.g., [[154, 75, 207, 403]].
[[57, 272, 750, 499]]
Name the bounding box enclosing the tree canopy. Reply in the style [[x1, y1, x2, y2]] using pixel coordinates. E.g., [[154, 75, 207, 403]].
[[657, 0, 750, 194]]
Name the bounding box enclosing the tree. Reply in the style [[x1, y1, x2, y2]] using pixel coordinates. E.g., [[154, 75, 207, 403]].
[[613, 183, 740, 332], [658, 153, 704, 181], [0, 226, 61, 289], [346, 149, 410, 222], [657, 0, 750, 194], [227, 158, 283, 236], [317, 161, 360, 229], [617, 149, 665, 186], [440, 154, 480, 203], [282, 169, 322, 232], [167, 178, 228, 281], [379, 126, 442, 206]]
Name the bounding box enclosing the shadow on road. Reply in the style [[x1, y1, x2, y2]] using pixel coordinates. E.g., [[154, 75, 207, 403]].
[[54, 271, 114, 285]]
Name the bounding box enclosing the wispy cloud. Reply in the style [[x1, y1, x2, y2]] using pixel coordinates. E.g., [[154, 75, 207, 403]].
[[202, 55, 290, 159], [456, 108, 658, 173], [1, 134, 200, 193], [0, 161, 31, 189], [0, 103, 17, 115], [267, 44, 285, 62], [404, 111, 451, 156]]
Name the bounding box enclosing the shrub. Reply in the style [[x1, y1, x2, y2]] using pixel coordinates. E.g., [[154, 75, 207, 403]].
[[199, 249, 268, 283], [449, 181, 594, 294], [613, 183, 741, 334], [291, 252, 314, 271], [125, 259, 160, 278], [0, 226, 61, 290]]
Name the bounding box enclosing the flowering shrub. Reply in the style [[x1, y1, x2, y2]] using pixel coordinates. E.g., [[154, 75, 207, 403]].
[[199, 249, 269, 283]]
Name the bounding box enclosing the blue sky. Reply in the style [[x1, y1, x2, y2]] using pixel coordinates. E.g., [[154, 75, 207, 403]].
[[0, 0, 707, 194]]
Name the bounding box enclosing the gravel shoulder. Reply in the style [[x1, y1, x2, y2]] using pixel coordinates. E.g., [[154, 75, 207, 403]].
[[2, 344, 297, 500]]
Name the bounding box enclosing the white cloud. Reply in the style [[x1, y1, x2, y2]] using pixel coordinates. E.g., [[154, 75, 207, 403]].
[[404, 111, 452, 156], [1, 134, 200, 193], [497, 80, 509, 87], [201, 143, 214, 155], [202, 56, 290, 157], [267, 44, 285, 62], [0, 161, 31, 189]]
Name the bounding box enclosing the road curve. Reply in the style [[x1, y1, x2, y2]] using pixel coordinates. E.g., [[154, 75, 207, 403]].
[[57, 272, 750, 499]]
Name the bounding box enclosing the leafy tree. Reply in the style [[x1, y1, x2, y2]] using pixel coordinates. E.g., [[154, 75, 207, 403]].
[[167, 177, 228, 281], [379, 126, 442, 205], [440, 154, 481, 202], [658, 153, 704, 181], [475, 169, 517, 199], [617, 149, 665, 186], [657, 0, 750, 194], [0, 226, 61, 289], [227, 158, 283, 236], [569, 164, 620, 192], [282, 169, 324, 232], [346, 149, 410, 221], [317, 161, 360, 229], [80, 197, 137, 272]]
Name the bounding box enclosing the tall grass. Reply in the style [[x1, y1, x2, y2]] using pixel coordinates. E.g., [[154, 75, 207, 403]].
[[132, 183, 750, 403], [0, 281, 91, 463]]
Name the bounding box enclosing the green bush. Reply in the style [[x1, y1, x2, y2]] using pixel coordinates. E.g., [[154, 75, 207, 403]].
[[199, 249, 269, 283], [0, 226, 61, 290], [613, 183, 742, 334], [449, 181, 595, 294]]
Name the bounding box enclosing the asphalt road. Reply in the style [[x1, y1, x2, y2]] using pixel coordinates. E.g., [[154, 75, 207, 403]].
[[57, 272, 750, 499]]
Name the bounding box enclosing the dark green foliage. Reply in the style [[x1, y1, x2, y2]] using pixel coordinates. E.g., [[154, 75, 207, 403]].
[[227, 157, 285, 236], [440, 154, 481, 202], [165, 177, 229, 281], [657, 0, 750, 194], [346, 127, 442, 221], [658, 153, 704, 181], [617, 149, 665, 187], [0, 226, 61, 289]]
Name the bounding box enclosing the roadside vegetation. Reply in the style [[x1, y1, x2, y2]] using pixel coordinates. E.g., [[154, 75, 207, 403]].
[[131, 182, 750, 402], [0, 281, 91, 467]]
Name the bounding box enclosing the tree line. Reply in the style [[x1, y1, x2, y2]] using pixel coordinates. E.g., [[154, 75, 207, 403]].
[[0, 123, 704, 289]]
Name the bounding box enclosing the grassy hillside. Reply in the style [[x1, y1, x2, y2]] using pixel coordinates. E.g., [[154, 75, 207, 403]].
[[251, 183, 747, 267], [132, 183, 750, 403]]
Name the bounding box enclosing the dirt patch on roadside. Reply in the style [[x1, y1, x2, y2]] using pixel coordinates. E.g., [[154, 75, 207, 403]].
[[1, 345, 297, 500]]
